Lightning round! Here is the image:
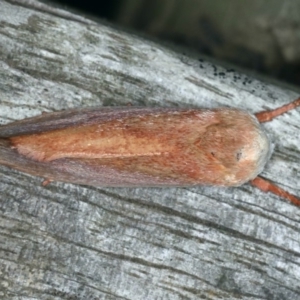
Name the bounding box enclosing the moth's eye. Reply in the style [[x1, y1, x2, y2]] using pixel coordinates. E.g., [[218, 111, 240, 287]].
[[236, 151, 242, 161]]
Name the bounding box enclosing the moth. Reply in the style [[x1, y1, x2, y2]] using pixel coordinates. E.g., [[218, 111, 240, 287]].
[[0, 98, 299, 205]]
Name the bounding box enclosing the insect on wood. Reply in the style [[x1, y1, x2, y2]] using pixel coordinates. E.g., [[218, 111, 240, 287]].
[[0, 98, 299, 205]]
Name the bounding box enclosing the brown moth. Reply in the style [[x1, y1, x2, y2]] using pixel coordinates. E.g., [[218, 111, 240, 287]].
[[0, 99, 299, 205]]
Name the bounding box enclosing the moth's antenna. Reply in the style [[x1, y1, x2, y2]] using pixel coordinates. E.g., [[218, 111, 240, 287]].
[[255, 97, 300, 123], [252, 97, 300, 206], [251, 177, 300, 206]]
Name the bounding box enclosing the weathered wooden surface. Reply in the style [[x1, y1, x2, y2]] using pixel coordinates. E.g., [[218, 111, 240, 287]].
[[0, 1, 300, 299]]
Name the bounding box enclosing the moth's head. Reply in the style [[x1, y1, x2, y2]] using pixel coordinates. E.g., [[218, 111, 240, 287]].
[[195, 109, 271, 186], [226, 119, 271, 186]]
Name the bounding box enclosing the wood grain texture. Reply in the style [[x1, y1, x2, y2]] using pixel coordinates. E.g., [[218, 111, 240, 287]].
[[0, 1, 300, 299]]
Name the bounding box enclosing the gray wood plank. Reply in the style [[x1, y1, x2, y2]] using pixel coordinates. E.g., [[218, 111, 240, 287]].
[[0, 1, 300, 299]]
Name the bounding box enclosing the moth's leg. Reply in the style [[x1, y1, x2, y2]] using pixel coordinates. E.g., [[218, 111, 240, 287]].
[[42, 178, 53, 186]]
